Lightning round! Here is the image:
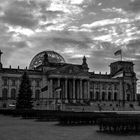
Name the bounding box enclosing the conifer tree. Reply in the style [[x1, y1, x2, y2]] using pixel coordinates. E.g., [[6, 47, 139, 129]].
[[16, 71, 33, 110]]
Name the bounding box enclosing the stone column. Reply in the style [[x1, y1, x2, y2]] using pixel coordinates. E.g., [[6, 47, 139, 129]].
[[119, 80, 123, 101], [50, 79, 53, 98], [16, 78, 20, 99], [83, 81, 87, 99], [99, 82, 101, 100], [8, 78, 10, 99], [73, 79, 76, 103], [106, 86, 108, 101], [112, 85, 114, 101], [87, 80, 90, 99], [57, 78, 60, 99], [80, 79, 83, 102], [77, 80, 80, 100], [65, 79, 68, 103], [93, 82, 96, 100], [133, 80, 137, 101]]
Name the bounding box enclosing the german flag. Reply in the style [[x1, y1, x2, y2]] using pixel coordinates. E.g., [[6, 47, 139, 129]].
[[41, 85, 48, 92]]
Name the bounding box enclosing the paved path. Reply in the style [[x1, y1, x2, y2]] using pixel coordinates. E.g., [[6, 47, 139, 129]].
[[0, 115, 140, 140]]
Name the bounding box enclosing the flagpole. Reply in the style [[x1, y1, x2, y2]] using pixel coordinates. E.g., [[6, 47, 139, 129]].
[[121, 49, 122, 61]]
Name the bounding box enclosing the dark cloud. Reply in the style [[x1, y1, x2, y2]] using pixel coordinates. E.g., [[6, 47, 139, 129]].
[[127, 39, 140, 53], [125, 0, 140, 13], [9, 41, 29, 48], [52, 37, 91, 49], [30, 30, 93, 49], [0, 1, 38, 28]]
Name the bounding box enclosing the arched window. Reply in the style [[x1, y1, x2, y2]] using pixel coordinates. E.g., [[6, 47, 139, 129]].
[[102, 92, 106, 101], [108, 84, 112, 90], [3, 103, 7, 108], [96, 92, 100, 101], [90, 91, 94, 100], [114, 85, 118, 90], [114, 92, 118, 101], [11, 79, 16, 86], [102, 84, 106, 90], [11, 89, 16, 100], [3, 79, 8, 86], [108, 92, 112, 101], [35, 90, 40, 100], [35, 80, 40, 87], [127, 94, 130, 101], [2, 88, 8, 100]]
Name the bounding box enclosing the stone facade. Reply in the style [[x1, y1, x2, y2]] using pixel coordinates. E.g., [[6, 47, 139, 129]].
[[0, 50, 137, 110]]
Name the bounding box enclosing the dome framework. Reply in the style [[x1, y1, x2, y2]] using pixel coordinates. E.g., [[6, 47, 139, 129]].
[[29, 50, 65, 69]]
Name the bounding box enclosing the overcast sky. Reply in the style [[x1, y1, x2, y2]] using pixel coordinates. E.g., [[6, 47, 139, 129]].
[[0, 0, 140, 81]]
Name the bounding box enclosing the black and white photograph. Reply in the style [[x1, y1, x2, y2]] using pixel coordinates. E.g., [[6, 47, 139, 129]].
[[0, 0, 140, 140]]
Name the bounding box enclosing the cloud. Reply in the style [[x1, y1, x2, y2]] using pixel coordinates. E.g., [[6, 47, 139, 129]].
[[81, 18, 129, 29], [9, 40, 29, 48], [102, 7, 127, 15], [0, 1, 38, 28], [0, 0, 139, 79], [126, 39, 140, 54], [126, 0, 140, 13]]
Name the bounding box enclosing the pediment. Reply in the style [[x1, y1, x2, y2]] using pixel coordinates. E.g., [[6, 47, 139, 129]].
[[49, 65, 89, 77]]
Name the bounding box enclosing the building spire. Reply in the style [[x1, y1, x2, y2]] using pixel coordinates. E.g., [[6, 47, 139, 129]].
[[82, 56, 89, 72], [0, 50, 3, 69]]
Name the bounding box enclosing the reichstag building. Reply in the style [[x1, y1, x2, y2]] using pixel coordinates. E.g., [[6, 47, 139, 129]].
[[0, 50, 137, 110]]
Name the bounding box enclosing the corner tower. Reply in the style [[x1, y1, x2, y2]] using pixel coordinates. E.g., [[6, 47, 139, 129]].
[[110, 61, 137, 101], [110, 61, 134, 75], [82, 56, 89, 72]]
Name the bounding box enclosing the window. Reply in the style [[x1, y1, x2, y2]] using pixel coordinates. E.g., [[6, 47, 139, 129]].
[[2, 88, 8, 100], [3, 79, 8, 86], [95, 84, 99, 90], [108, 92, 112, 101], [35, 90, 40, 100], [11, 79, 16, 86], [90, 91, 94, 99], [114, 92, 118, 101], [3, 103, 7, 108], [90, 83, 93, 89], [127, 94, 130, 101], [36, 80, 40, 87], [11, 89, 16, 99], [95, 92, 100, 100], [108, 84, 112, 90], [102, 92, 106, 101], [114, 84, 118, 90], [102, 84, 106, 90]]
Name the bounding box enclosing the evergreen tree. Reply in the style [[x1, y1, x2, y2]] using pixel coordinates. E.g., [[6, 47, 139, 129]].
[[16, 71, 33, 110]]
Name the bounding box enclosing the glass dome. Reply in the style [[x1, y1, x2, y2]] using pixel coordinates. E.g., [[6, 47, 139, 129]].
[[29, 50, 65, 69]]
